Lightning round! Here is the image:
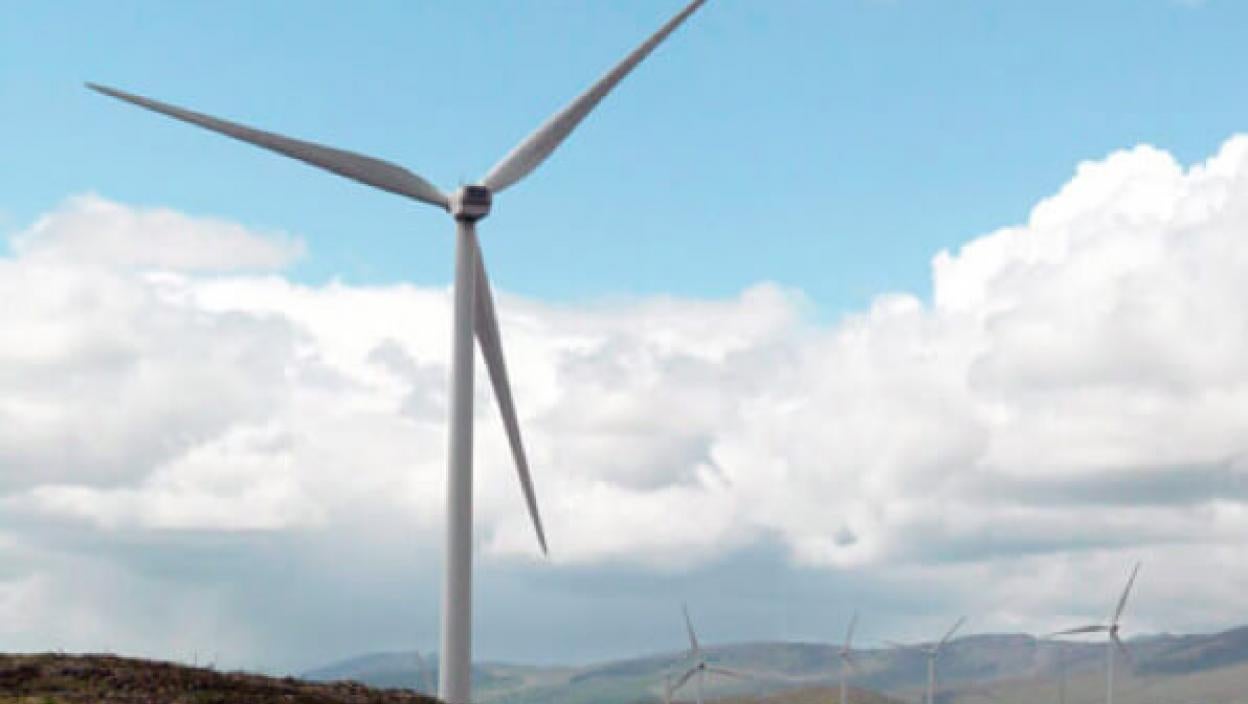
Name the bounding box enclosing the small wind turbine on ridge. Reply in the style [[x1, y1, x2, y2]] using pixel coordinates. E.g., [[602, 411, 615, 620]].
[[670, 604, 750, 704], [838, 611, 860, 704], [1050, 562, 1142, 704], [888, 616, 966, 704]]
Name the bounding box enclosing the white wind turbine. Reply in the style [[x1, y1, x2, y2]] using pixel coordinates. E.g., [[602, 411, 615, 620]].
[[87, 3, 709, 703], [888, 616, 966, 704], [1051, 562, 1142, 704], [414, 650, 435, 695], [838, 612, 860, 704], [670, 604, 749, 704]]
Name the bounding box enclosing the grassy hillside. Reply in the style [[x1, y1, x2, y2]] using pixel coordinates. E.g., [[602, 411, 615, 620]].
[[941, 657, 1248, 704], [303, 653, 550, 694], [0, 653, 437, 704]]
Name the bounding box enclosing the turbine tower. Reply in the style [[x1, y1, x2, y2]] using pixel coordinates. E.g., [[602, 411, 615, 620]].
[[87, 3, 710, 703], [889, 616, 965, 704], [1051, 562, 1142, 704], [838, 612, 859, 704], [671, 604, 748, 704]]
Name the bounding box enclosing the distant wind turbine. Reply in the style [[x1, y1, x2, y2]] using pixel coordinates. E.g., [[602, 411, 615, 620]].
[[414, 650, 435, 695], [86, 3, 711, 703], [888, 616, 966, 704], [1050, 562, 1142, 704], [671, 604, 749, 704], [838, 612, 860, 704]]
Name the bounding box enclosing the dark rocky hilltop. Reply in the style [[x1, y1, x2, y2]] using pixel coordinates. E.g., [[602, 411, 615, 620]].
[[0, 653, 439, 704]]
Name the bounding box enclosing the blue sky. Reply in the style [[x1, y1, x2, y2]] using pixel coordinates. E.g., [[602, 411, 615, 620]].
[[5, 0, 1245, 316], [6, 0, 1248, 673]]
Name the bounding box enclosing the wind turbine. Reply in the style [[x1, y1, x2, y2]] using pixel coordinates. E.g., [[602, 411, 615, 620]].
[[671, 604, 749, 704], [888, 616, 966, 704], [838, 612, 860, 704], [414, 650, 435, 696], [86, 3, 710, 703], [1050, 562, 1142, 704]]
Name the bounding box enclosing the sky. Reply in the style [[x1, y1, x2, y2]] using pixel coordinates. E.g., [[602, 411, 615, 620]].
[[3, 0, 1248, 676]]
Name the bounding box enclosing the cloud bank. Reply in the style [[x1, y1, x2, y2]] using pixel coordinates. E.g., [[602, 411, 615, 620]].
[[3, 139, 1248, 667]]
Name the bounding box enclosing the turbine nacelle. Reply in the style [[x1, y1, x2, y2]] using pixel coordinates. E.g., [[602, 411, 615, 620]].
[[449, 185, 493, 222]]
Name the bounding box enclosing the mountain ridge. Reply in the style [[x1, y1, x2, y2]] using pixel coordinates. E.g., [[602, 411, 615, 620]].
[[305, 624, 1248, 704]]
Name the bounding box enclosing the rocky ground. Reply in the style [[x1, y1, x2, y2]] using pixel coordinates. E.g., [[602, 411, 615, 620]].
[[0, 653, 439, 704]]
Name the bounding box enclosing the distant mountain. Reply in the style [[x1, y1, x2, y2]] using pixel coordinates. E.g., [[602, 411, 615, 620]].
[[936, 626, 1248, 704], [305, 625, 1248, 704], [1133, 625, 1248, 676], [303, 651, 434, 691], [302, 651, 560, 695]]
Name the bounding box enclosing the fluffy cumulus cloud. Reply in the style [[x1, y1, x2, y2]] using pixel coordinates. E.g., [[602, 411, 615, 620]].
[[4, 138, 1248, 667], [10, 194, 304, 272]]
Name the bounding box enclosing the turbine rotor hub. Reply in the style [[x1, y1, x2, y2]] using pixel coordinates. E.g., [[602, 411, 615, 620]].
[[450, 184, 493, 222]]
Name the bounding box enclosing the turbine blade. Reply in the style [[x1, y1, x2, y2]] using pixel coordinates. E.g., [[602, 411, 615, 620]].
[[939, 616, 967, 648], [472, 238, 547, 554], [682, 603, 701, 655], [845, 611, 859, 651], [1112, 562, 1142, 625], [673, 666, 700, 693], [706, 666, 748, 679], [86, 83, 448, 209], [481, 0, 707, 193], [1050, 625, 1109, 637]]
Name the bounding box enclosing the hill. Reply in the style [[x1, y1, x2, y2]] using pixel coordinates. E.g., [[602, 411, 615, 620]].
[[715, 685, 903, 704], [0, 653, 438, 704], [306, 625, 1248, 704]]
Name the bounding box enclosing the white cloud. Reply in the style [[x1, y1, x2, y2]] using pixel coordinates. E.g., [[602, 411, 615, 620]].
[[4, 133, 1248, 665], [12, 194, 303, 272]]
